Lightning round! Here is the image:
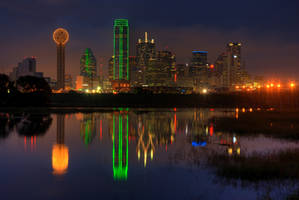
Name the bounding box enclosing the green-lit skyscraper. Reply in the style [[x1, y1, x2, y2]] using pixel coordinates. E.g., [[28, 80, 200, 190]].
[[113, 19, 129, 81]]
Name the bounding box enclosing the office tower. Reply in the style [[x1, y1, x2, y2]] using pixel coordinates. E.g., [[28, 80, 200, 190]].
[[214, 42, 244, 88], [191, 51, 208, 66], [135, 32, 156, 86], [214, 52, 230, 88], [80, 48, 97, 78], [53, 28, 69, 90], [146, 51, 176, 87], [64, 74, 73, 90], [175, 64, 193, 88], [9, 57, 43, 81], [190, 51, 208, 75], [112, 19, 130, 91], [227, 42, 242, 86], [129, 56, 138, 86], [108, 56, 114, 82], [79, 48, 98, 90], [189, 51, 209, 92]]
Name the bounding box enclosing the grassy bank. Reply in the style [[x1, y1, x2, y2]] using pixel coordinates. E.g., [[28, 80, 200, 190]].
[[212, 111, 299, 140]]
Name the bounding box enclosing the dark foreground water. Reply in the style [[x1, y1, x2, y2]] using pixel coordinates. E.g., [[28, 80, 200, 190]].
[[1, 108, 299, 200]]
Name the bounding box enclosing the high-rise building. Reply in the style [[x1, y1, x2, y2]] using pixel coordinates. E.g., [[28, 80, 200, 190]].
[[53, 28, 69, 90], [9, 57, 43, 81], [190, 51, 208, 75], [189, 51, 209, 92], [129, 56, 138, 86], [145, 51, 176, 87], [79, 48, 98, 90], [214, 52, 229, 88], [80, 48, 97, 78], [191, 51, 208, 66], [112, 19, 130, 91], [135, 32, 156, 86], [214, 42, 244, 88], [227, 42, 242, 86], [175, 64, 193, 88], [64, 74, 73, 90]]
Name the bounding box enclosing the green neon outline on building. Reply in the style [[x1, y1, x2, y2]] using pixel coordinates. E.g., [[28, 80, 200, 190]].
[[85, 48, 91, 77], [113, 19, 129, 81], [119, 26, 123, 79], [127, 26, 129, 80], [113, 27, 116, 80], [112, 110, 128, 180]]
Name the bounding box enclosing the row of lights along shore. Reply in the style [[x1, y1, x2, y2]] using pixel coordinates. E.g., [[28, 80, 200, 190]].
[[235, 82, 296, 91]]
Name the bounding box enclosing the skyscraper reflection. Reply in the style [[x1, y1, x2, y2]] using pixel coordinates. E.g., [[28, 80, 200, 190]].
[[111, 109, 129, 180], [52, 114, 69, 175]]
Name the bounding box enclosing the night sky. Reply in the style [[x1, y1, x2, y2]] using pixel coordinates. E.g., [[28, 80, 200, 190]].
[[0, 0, 298, 81]]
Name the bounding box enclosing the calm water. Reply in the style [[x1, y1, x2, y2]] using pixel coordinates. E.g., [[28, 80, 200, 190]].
[[1, 108, 299, 200]]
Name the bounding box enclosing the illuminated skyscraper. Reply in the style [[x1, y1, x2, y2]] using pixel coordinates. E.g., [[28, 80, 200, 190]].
[[227, 42, 242, 86], [214, 42, 245, 88], [80, 48, 97, 78], [53, 28, 69, 90], [191, 51, 208, 67], [79, 48, 98, 90], [189, 51, 209, 92], [112, 19, 130, 91], [135, 32, 155, 86], [145, 51, 176, 87]]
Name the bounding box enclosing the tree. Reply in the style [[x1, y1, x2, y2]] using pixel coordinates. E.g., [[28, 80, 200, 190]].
[[0, 74, 15, 94], [17, 76, 51, 93]]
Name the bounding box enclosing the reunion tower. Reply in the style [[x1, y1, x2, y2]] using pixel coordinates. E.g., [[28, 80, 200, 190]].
[[53, 28, 69, 90]]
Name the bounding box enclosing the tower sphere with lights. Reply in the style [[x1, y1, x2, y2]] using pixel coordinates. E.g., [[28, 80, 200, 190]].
[[53, 28, 69, 90]]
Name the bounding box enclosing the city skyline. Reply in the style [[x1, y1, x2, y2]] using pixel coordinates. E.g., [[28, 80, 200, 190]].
[[0, 1, 298, 81]]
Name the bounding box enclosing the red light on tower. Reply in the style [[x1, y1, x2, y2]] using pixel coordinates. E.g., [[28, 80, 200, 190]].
[[174, 74, 177, 82]]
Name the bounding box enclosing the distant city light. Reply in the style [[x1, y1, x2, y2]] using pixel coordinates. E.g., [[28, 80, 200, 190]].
[[202, 89, 208, 94], [290, 82, 295, 88]]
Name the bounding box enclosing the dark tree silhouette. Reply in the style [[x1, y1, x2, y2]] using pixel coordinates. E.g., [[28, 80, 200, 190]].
[[0, 114, 15, 139], [0, 74, 10, 94], [17, 76, 51, 93], [16, 113, 53, 136], [0, 74, 17, 105]]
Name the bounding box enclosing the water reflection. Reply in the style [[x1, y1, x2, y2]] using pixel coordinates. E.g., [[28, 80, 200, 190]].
[[111, 109, 129, 180], [52, 114, 69, 175], [1, 108, 299, 199]]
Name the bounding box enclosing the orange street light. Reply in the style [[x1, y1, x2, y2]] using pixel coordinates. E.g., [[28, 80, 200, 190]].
[[290, 82, 295, 88]]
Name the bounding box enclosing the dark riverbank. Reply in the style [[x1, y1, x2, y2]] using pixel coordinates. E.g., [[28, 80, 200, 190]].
[[49, 91, 299, 108], [1, 91, 299, 108]]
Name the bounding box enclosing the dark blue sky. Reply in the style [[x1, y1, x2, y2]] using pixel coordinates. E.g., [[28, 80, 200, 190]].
[[0, 0, 298, 80]]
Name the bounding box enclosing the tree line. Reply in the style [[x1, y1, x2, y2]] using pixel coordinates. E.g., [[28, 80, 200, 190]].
[[0, 74, 51, 106]]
